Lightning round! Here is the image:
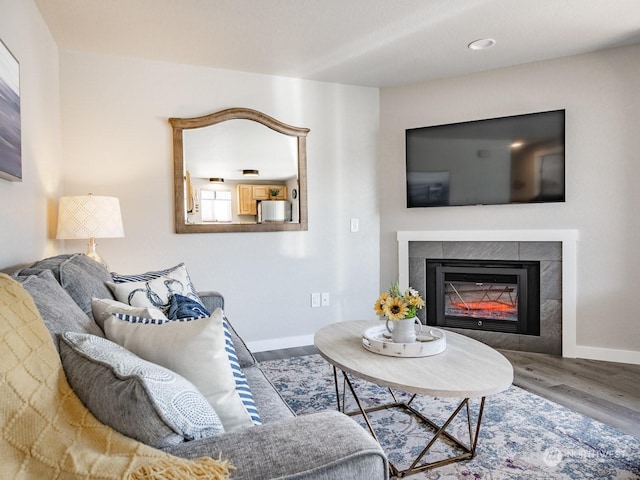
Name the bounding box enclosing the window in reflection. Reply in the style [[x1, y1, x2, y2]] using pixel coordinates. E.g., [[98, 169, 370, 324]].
[[200, 189, 232, 223]]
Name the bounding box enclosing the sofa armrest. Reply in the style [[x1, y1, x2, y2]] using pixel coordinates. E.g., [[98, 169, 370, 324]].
[[198, 290, 225, 312], [164, 410, 388, 480]]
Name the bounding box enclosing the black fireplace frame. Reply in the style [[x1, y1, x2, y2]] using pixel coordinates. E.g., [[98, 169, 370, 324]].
[[425, 259, 540, 336]]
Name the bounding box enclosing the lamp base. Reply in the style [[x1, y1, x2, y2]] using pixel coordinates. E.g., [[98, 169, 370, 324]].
[[86, 238, 108, 268]]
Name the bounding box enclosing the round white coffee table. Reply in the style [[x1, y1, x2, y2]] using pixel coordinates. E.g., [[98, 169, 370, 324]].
[[314, 320, 514, 477]]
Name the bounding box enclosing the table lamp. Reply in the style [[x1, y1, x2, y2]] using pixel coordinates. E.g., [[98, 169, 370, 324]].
[[56, 194, 124, 266]]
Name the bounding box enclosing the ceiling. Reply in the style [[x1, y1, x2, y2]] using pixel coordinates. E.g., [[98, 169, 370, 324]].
[[35, 0, 640, 88]]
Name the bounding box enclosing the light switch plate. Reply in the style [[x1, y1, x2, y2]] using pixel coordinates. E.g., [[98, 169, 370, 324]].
[[311, 293, 321, 308]]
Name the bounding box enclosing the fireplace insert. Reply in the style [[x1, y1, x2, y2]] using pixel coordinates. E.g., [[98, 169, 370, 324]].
[[425, 259, 540, 335]]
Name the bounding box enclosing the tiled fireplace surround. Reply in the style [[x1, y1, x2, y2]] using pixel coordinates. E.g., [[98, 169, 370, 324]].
[[398, 230, 579, 357]]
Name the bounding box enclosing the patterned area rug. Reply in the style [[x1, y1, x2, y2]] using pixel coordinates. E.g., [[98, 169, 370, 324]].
[[259, 354, 640, 480]]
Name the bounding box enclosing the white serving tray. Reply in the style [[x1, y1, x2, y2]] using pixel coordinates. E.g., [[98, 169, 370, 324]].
[[362, 325, 446, 358]]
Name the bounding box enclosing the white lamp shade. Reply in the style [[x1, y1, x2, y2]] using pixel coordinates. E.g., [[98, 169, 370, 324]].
[[56, 195, 124, 239]]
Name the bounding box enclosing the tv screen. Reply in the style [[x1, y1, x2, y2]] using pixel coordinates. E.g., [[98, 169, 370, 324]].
[[406, 110, 565, 208]]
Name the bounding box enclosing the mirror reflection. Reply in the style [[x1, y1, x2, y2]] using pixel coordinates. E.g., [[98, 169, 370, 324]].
[[170, 108, 309, 233]]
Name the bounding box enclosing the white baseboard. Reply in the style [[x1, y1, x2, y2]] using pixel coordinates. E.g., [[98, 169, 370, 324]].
[[572, 345, 640, 365], [246, 334, 315, 353]]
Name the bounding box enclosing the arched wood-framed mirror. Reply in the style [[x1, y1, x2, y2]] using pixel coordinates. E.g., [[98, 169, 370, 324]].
[[169, 108, 309, 233]]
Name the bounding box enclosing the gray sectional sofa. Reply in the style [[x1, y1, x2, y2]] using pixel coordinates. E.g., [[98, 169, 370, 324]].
[[10, 253, 388, 480]]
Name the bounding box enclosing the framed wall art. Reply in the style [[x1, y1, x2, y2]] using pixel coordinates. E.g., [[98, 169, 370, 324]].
[[0, 39, 21, 182]]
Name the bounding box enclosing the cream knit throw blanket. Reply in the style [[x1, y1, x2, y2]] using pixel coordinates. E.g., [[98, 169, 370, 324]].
[[0, 273, 232, 479]]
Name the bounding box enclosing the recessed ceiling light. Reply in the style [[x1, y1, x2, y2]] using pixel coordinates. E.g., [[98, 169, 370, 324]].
[[468, 38, 496, 51], [243, 169, 259, 177]]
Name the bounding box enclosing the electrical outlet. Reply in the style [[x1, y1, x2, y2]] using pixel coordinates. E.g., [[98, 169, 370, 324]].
[[321, 292, 330, 307], [350, 218, 359, 232], [311, 293, 321, 308]]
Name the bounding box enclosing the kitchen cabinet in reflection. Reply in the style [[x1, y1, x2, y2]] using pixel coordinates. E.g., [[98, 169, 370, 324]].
[[237, 184, 287, 215]]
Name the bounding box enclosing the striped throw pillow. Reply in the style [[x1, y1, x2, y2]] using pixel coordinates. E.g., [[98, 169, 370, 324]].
[[110, 263, 184, 283], [222, 318, 261, 425]]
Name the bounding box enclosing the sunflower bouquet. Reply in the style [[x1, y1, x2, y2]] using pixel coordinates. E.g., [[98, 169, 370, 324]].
[[374, 282, 425, 321]]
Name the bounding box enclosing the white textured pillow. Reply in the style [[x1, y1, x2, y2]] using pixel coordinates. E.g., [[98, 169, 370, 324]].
[[103, 308, 258, 432], [91, 297, 167, 331], [106, 264, 201, 314]]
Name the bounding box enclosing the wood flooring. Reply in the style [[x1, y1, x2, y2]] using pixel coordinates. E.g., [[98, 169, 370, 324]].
[[499, 350, 640, 438], [255, 346, 640, 438]]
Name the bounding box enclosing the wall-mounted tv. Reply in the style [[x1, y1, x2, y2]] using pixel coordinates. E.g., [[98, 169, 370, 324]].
[[406, 110, 565, 208]]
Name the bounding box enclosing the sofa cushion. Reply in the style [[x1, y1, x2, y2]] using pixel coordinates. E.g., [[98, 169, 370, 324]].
[[13, 270, 104, 350], [164, 411, 387, 480], [59, 332, 224, 448], [107, 264, 204, 316], [91, 297, 167, 332], [17, 253, 115, 317], [243, 366, 295, 423], [103, 308, 261, 432]]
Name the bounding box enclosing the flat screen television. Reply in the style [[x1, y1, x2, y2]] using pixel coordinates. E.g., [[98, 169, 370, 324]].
[[406, 110, 565, 208]]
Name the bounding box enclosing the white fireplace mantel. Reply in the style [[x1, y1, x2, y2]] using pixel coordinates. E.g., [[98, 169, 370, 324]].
[[397, 230, 579, 358]]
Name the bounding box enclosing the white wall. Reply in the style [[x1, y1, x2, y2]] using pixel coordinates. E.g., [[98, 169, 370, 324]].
[[0, 0, 62, 269], [9, 1, 636, 360], [59, 51, 380, 349], [380, 44, 640, 360]]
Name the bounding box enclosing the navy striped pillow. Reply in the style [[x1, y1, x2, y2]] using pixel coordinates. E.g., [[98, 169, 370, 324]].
[[114, 313, 189, 325], [223, 318, 262, 426], [110, 263, 184, 283]]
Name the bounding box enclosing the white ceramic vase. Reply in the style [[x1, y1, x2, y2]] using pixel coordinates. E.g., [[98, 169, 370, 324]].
[[385, 317, 422, 344]]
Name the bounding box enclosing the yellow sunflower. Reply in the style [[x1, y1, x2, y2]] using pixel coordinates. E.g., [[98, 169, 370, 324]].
[[407, 294, 426, 309], [373, 292, 389, 315], [383, 296, 410, 320]]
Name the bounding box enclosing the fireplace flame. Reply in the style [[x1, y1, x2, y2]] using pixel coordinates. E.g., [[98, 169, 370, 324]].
[[452, 301, 515, 313]]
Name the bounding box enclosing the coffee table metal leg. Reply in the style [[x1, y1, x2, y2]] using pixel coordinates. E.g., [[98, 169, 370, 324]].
[[332, 366, 341, 412], [402, 397, 486, 475], [342, 368, 383, 443], [331, 367, 487, 477]]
